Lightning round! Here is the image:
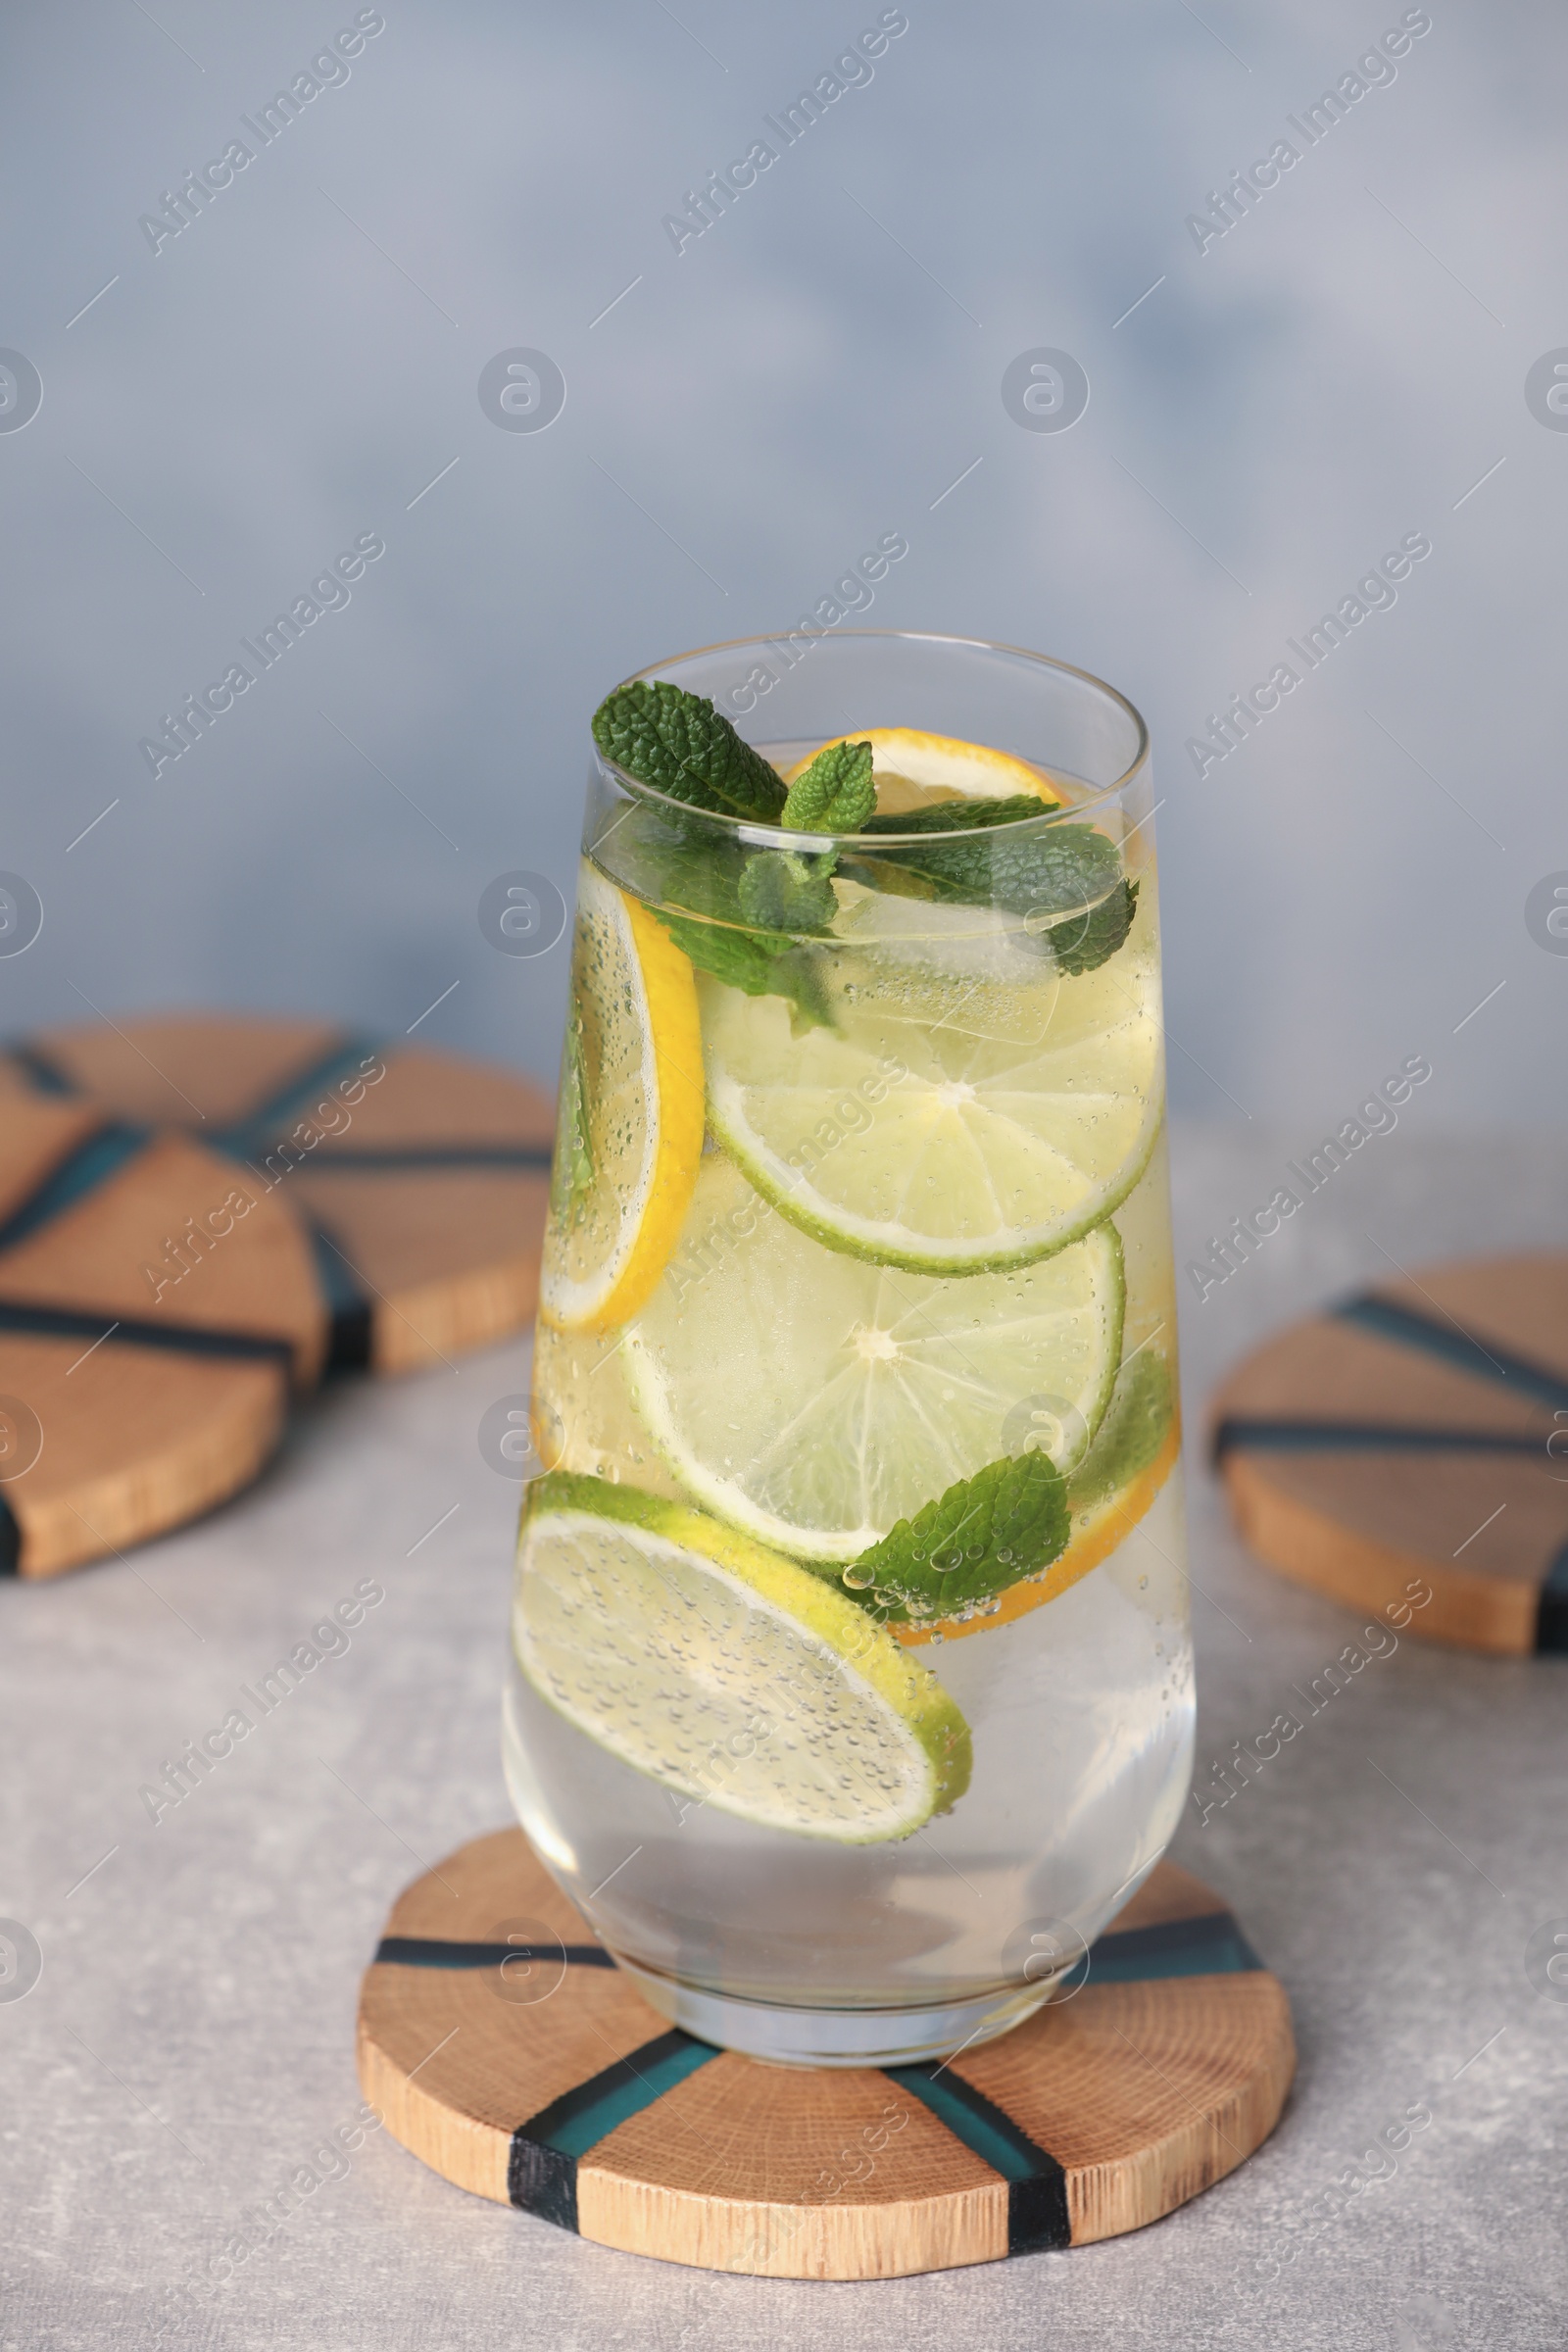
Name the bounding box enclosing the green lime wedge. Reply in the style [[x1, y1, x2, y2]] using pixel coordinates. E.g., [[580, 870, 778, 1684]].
[[699, 898, 1162, 1274], [514, 1472, 971, 1840], [623, 1154, 1125, 1564]]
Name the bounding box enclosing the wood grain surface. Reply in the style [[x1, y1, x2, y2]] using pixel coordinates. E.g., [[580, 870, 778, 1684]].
[[357, 1827, 1294, 2279], [0, 1099, 314, 1577], [10, 1014, 556, 1373], [1210, 1255, 1568, 1654]]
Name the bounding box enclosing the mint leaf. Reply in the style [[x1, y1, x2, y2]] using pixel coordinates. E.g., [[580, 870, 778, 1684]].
[[593, 679, 787, 823], [588, 687, 838, 1026], [859, 793, 1050, 838], [845, 1451, 1070, 1624], [655, 909, 834, 1032], [731, 742, 870, 951], [842, 813, 1135, 977], [781, 740, 876, 834], [589, 803, 753, 926], [1046, 879, 1139, 976], [850, 813, 1118, 912], [737, 849, 839, 934]]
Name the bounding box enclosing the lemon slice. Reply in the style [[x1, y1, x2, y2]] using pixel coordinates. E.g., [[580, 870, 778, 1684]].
[[539, 860, 706, 1333], [623, 1154, 1124, 1563], [514, 1472, 971, 1840], [699, 899, 1163, 1274], [784, 727, 1057, 817]]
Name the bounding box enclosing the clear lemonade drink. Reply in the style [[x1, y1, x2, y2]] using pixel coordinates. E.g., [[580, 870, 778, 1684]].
[[505, 633, 1194, 2067]]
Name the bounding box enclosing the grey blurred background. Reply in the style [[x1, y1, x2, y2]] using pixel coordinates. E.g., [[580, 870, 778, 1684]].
[[1, 0, 1563, 1140]]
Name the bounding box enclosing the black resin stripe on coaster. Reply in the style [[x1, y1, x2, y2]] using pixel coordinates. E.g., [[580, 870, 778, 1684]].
[[0, 1299, 294, 1365], [1211, 1416, 1550, 1464], [213, 1037, 383, 1154], [509, 2030, 721, 2231], [884, 2063, 1069, 2253], [1535, 1543, 1568, 1655], [1335, 1295, 1568, 1413], [374, 1936, 615, 1970], [7, 1042, 78, 1096], [0, 1122, 147, 1256], [290, 1146, 554, 1173], [0, 1496, 19, 1577], [310, 1228, 372, 1373]]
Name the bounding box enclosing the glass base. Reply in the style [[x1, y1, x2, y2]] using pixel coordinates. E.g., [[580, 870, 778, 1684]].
[[608, 1952, 1061, 2069]]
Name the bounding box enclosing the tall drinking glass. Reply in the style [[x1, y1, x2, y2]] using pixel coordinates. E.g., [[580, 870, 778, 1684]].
[[504, 632, 1193, 2067]]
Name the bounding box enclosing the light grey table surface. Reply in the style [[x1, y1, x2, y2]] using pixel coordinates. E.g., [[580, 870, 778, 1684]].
[[5, 1121, 1567, 2352]]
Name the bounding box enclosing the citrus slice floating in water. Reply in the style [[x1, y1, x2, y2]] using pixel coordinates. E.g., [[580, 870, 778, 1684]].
[[783, 726, 1056, 816], [699, 912, 1163, 1274], [540, 860, 706, 1332], [514, 1471, 971, 1840], [623, 1154, 1125, 1564]]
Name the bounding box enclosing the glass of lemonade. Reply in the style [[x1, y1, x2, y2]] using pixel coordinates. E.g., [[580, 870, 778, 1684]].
[[503, 631, 1193, 2068]]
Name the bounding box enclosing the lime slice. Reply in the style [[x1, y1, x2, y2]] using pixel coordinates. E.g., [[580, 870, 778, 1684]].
[[514, 1472, 971, 1840], [783, 726, 1057, 817], [623, 1154, 1125, 1563], [700, 906, 1162, 1273], [540, 860, 706, 1332]]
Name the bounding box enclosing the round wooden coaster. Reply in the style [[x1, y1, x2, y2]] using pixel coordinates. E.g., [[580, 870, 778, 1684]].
[[8, 1015, 555, 1375], [357, 1828, 1294, 2280], [1210, 1255, 1568, 1656], [0, 1085, 324, 1579]]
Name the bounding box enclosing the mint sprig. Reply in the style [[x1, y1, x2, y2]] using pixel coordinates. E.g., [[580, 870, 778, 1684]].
[[780, 739, 876, 834], [860, 793, 1049, 838], [658, 910, 834, 1031], [737, 849, 839, 935], [843, 806, 1137, 976], [845, 1451, 1070, 1624], [593, 679, 786, 823], [731, 738, 871, 955], [592, 682, 847, 1029]]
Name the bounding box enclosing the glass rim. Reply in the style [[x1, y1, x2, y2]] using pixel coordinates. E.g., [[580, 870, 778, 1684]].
[[596, 628, 1152, 847]]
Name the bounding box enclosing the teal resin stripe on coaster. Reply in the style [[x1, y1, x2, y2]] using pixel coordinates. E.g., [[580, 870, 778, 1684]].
[[1080, 1908, 1262, 1982], [0, 1122, 148, 1256], [509, 2030, 720, 2230], [885, 2063, 1069, 2253], [0, 1301, 294, 1364], [0, 1105, 300, 1364], [490, 1904, 1261, 2244], [8, 1032, 552, 1173], [374, 1936, 615, 1970], [384, 1906, 1260, 1987], [1212, 1418, 1549, 1463], [0, 1117, 296, 1579], [285, 1145, 553, 1172], [1223, 1291, 1568, 1654], [210, 1038, 552, 1173], [5, 1042, 76, 1096], [1334, 1294, 1568, 1413], [6, 1027, 549, 1377], [213, 1036, 386, 1156]]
